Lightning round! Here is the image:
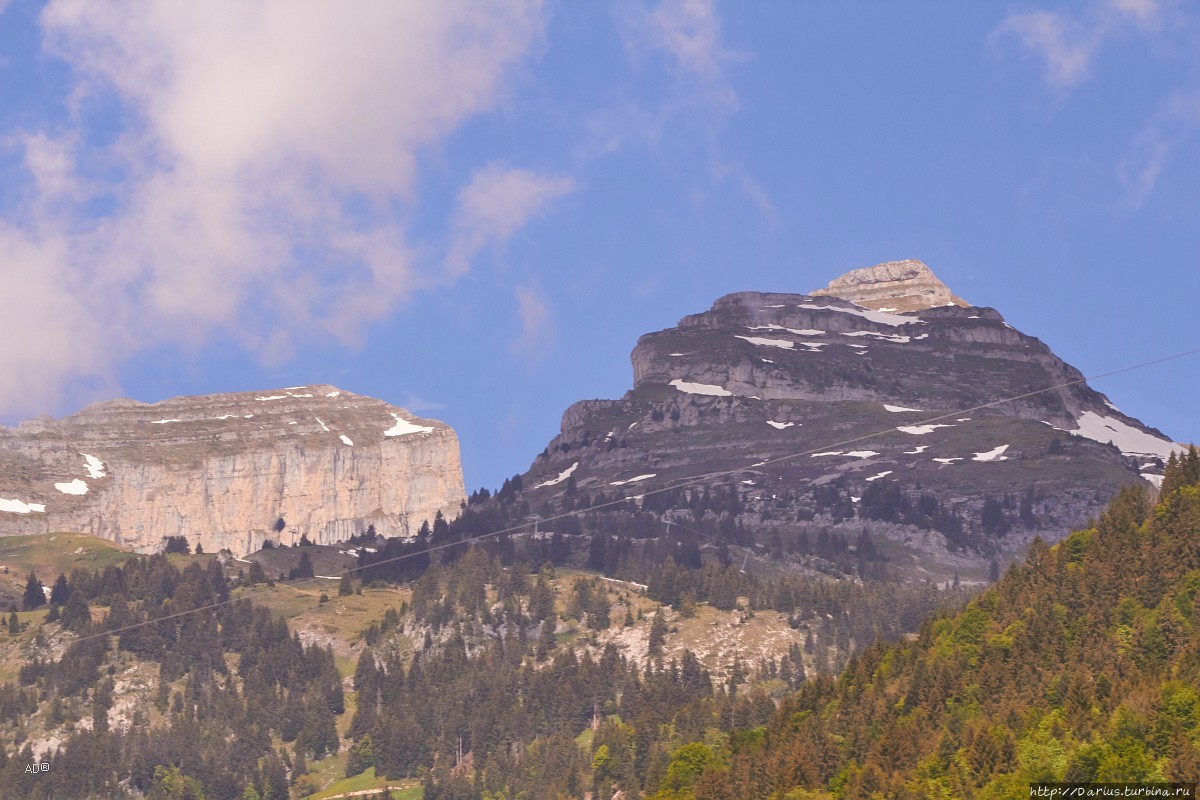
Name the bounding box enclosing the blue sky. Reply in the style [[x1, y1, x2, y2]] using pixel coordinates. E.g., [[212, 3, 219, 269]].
[[1, 0, 1197, 492]]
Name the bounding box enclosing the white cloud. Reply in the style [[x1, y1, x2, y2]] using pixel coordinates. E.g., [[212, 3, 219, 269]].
[[0, 223, 119, 413], [991, 1, 1164, 90], [605, 1, 771, 219], [511, 284, 552, 359], [644, 0, 728, 80], [991, 0, 1198, 209], [993, 10, 1101, 89], [1109, 0, 1161, 29], [445, 164, 575, 277], [0, 1, 545, 418], [1118, 90, 1200, 209], [618, 0, 738, 113]]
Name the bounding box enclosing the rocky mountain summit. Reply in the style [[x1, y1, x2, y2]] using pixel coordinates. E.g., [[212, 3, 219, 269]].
[[810, 258, 969, 312], [0, 385, 465, 556], [521, 260, 1181, 580]]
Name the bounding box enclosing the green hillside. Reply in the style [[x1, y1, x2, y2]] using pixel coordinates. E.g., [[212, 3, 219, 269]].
[[689, 449, 1200, 799], [0, 533, 129, 606]]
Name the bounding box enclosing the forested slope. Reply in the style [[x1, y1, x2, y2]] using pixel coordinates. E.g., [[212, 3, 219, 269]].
[[687, 449, 1200, 799]]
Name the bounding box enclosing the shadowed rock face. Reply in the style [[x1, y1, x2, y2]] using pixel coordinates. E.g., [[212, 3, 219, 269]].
[[518, 262, 1180, 581], [811, 259, 969, 312], [0, 385, 465, 556]]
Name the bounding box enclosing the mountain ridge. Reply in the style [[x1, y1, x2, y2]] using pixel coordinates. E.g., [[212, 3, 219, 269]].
[[0, 384, 466, 556], [517, 261, 1181, 582]]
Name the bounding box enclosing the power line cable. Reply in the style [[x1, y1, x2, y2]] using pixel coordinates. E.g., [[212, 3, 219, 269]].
[[74, 344, 1200, 643]]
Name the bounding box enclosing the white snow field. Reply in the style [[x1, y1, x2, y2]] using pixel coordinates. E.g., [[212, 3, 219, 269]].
[[610, 473, 656, 486], [735, 335, 795, 350], [537, 462, 579, 488], [0, 498, 45, 513], [1069, 411, 1183, 459], [384, 414, 434, 437], [747, 324, 824, 336], [82, 454, 106, 478], [897, 424, 954, 435], [669, 379, 732, 396], [972, 444, 1010, 462], [804, 304, 924, 327]]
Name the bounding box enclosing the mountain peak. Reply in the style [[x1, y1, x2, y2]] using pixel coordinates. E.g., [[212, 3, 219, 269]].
[[811, 259, 970, 312]]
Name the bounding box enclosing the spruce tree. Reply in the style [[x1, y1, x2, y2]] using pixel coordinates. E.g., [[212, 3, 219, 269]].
[[22, 572, 45, 610], [648, 608, 668, 658], [61, 589, 90, 632], [49, 573, 71, 606]]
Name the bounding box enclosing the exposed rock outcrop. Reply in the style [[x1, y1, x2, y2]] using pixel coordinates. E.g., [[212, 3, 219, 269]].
[[0, 385, 465, 556], [811, 259, 969, 312]]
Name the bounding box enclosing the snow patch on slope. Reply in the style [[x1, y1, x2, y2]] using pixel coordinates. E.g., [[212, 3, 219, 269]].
[[897, 424, 954, 435], [747, 324, 824, 336], [670, 379, 731, 396], [805, 304, 924, 327], [537, 462, 578, 488], [735, 335, 795, 350], [843, 331, 911, 343], [0, 498, 45, 514], [972, 444, 1010, 462], [384, 414, 434, 437], [1069, 412, 1183, 459], [610, 473, 656, 486], [82, 454, 106, 479]]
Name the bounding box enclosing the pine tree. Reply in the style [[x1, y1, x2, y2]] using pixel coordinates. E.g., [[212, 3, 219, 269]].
[[537, 614, 558, 661], [289, 551, 314, 580], [648, 608, 668, 659], [61, 589, 91, 632], [49, 573, 71, 606], [338, 572, 353, 596], [22, 572, 45, 610]]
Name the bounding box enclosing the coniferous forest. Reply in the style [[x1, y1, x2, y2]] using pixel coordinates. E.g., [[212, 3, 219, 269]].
[[1, 449, 1197, 798], [687, 449, 1200, 798]]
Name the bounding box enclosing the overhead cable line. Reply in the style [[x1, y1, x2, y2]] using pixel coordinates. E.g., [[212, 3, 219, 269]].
[[77, 344, 1200, 643]]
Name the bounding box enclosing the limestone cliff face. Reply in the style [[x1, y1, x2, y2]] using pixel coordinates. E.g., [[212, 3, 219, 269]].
[[811, 259, 969, 312], [0, 385, 465, 556]]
